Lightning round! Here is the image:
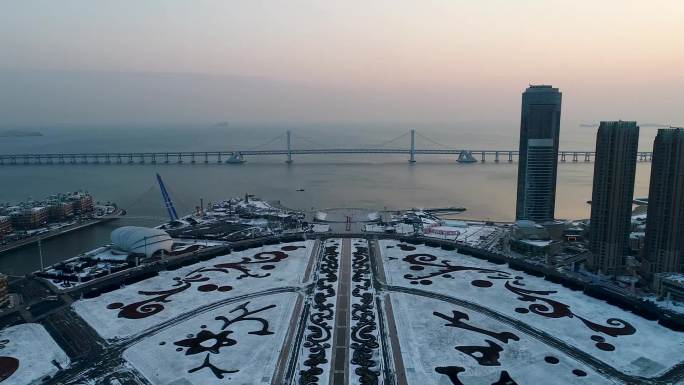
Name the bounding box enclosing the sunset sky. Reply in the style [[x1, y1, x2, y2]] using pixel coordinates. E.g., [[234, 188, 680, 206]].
[[1, 0, 683, 125]]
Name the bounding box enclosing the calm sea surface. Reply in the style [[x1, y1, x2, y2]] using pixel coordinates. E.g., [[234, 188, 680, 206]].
[[0, 122, 659, 274]]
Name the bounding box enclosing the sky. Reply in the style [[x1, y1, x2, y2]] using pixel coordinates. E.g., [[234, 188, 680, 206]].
[[1, 0, 683, 126]]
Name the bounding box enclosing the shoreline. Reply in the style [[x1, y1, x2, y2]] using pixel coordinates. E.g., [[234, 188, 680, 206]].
[[0, 214, 122, 256]]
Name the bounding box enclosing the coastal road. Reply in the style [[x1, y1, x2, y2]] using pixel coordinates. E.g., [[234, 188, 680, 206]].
[[0, 214, 122, 255]]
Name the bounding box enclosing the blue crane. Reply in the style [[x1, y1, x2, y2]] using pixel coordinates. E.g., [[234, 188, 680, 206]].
[[156, 173, 179, 221]]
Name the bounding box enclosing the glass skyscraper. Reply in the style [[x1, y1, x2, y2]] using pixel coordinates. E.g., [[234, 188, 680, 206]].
[[588, 121, 639, 277], [515, 85, 562, 222], [644, 128, 684, 277]]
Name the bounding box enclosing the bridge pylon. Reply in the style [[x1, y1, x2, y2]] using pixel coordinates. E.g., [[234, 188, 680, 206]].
[[286, 130, 293, 164], [408, 129, 416, 163]]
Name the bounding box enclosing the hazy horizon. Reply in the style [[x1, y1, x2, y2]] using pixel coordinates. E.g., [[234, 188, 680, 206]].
[[2, 1, 683, 126]]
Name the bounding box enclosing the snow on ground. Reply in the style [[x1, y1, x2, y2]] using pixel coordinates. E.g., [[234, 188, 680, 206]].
[[73, 240, 315, 340], [423, 224, 498, 246], [349, 239, 384, 385], [390, 293, 616, 385], [295, 239, 339, 385], [124, 292, 297, 385], [0, 323, 70, 385], [646, 295, 684, 315], [380, 240, 684, 378], [363, 223, 415, 234], [312, 224, 331, 233]]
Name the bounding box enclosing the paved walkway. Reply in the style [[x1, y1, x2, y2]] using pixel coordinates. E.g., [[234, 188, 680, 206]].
[[329, 238, 351, 385]]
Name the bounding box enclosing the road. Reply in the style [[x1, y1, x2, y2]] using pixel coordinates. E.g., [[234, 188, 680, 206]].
[[0, 214, 121, 255]]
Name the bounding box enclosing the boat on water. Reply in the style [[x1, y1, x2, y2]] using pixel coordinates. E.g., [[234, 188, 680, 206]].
[[225, 152, 245, 164], [296, 188, 305, 192], [457, 150, 478, 163]]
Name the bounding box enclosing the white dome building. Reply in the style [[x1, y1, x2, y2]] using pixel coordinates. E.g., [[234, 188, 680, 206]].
[[111, 226, 173, 258]]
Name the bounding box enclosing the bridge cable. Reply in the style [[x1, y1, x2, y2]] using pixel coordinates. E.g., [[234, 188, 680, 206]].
[[289, 132, 331, 149], [243, 133, 287, 151], [363, 131, 411, 149], [119, 184, 157, 213], [414, 131, 453, 149]]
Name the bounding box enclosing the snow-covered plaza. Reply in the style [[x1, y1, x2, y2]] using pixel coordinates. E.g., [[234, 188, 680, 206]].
[[0, 323, 70, 385], [379, 239, 684, 383], [6, 237, 684, 384]]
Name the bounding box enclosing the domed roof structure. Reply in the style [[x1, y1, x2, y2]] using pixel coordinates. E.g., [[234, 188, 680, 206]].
[[111, 226, 173, 257]]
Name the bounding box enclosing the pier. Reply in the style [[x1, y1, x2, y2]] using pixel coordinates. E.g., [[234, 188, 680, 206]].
[[0, 130, 654, 165]]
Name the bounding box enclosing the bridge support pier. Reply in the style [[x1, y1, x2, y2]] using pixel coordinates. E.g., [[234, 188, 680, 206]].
[[151, 154, 156, 164], [204, 152, 209, 163], [584, 152, 590, 162], [408, 129, 416, 163], [217, 153, 222, 163], [561, 153, 566, 162], [508, 152, 513, 162], [573, 153, 578, 162], [164, 153, 169, 164], [494, 151, 499, 162], [286, 130, 293, 164], [177, 153, 182, 163]]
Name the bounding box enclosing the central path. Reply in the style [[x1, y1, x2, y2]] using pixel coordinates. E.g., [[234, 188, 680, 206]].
[[330, 238, 351, 385]]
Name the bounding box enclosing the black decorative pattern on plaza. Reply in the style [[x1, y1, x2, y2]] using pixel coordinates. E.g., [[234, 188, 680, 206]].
[[434, 307, 590, 384], [107, 246, 297, 319], [399, 250, 637, 351], [350, 242, 381, 385], [298, 242, 339, 385], [161, 300, 277, 379], [0, 339, 19, 382]]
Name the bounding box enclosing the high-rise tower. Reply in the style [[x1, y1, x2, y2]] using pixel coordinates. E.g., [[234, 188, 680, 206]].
[[515, 85, 562, 222], [588, 121, 639, 276], [643, 128, 684, 277]]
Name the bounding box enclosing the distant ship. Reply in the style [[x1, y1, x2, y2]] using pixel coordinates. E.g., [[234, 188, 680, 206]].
[[457, 150, 478, 163], [296, 188, 305, 192], [225, 152, 245, 164]]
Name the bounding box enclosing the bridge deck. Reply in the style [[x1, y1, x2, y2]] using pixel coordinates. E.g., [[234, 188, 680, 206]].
[[0, 148, 653, 164]]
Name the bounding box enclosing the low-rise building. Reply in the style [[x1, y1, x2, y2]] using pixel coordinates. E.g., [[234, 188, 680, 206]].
[[510, 220, 561, 257], [0, 216, 12, 238], [0, 274, 9, 308], [68, 192, 94, 214], [48, 201, 74, 221], [653, 273, 684, 302], [629, 232, 646, 255], [10, 207, 49, 229]]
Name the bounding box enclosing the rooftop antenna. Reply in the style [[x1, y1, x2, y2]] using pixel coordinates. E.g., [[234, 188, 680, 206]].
[[156, 173, 179, 221]]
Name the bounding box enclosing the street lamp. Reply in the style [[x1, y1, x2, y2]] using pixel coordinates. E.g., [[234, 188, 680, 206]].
[[38, 237, 44, 271]]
